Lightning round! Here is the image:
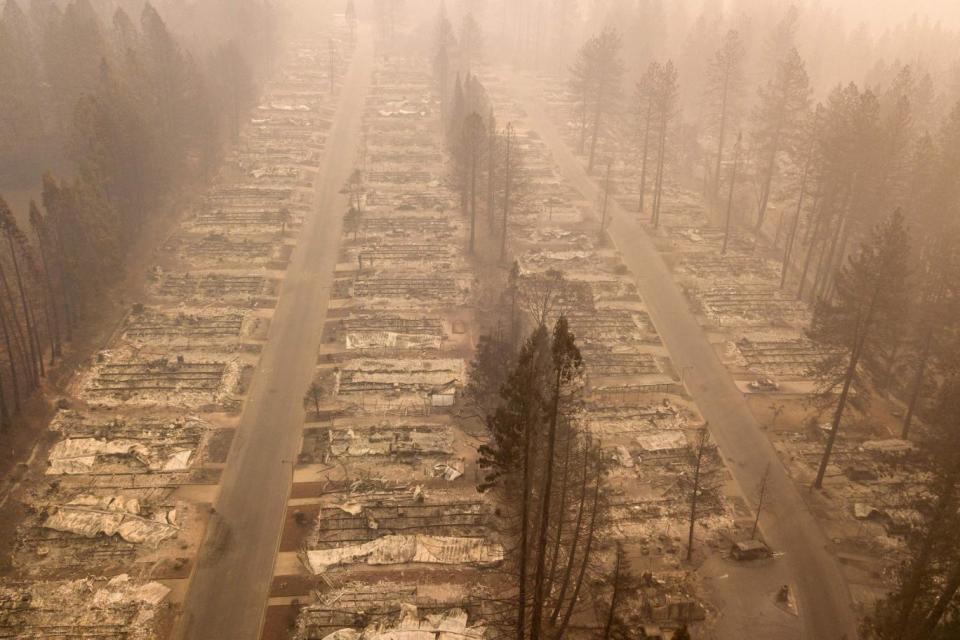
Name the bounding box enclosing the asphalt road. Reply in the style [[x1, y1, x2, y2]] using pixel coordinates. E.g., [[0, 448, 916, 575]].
[[175, 33, 373, 640], [510, 76, 859, 640]]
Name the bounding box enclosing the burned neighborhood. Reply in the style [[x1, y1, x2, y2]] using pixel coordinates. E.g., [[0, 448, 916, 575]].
[[0, 1, 959, 639]]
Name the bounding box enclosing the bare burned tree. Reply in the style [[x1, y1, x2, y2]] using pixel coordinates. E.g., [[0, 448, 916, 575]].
[[685, 426, 720, 561], [650, 61, 679, 228], [897, 104, 960, 438], [599, 541, 640, 640], [635, 62, 661, 214], [752, 464, 771, 539], [498, 123, 528, 262], [807, 211, 911, 489], [518, 269, 566, 328], [304, 382, 323, 419], [486, 108, 499, 235], [433, 4, 457, 116], [478, 319, 606, 640], [705, 29, 746, 203], [598, 160, 614, 240], [805, 84, 886, 303], [780, 134, 816, 288], [28, 202, 62, 362], [751, 48, 811, 234], [720, 132, 743, 254], [899, 232, 959, 438], [459, 13, 483, 72], [864, 376, 960, 640], [569, 27, 624, 173], [0, 199, 46, 397], [460, 112, 486, 254]]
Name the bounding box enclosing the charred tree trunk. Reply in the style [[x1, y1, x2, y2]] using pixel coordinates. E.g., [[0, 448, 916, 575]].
[[893, 467, 958, 638], [797, 205, 826, 300], [814, 341, 861, 488], [599, 162, 612, 240], [712, 81, 730, 203], [487, 110, 497, 235], [820, 213, 854, 301], [550, 439, 590, 626], [650, 111, 668, 227], [500, 125, 513, 262], [781, 209, 802, 288], [0, 300, 21, 413], [469, 151, 478, 254], [781, 158, 810, 289], [31, 217, 63, 358], [40, 283, 58, 364], [721, 135, 741, 255], [601, 542, 624, 640], [917, 559, 960, 638], [7, 240, 44, 378], [638, 101, 654, 214], [813, 215, 843, 302], [556, 452, 602, 637], [577, 92, 589, 154], [531, 366, 564, 640], [47, 221, 74, 338], [0, 262, 35, 386], [810, 210, 843, 301], [587, 84, 606, 174], [780, 135, 815, 251], [517, 396, 534, 640], [0, 371, 8, 430], [509, 270, 519, 352], [755, 134, 781, 232], [25, 303, 44, 379], [801, 193, 822, 247], [878, 337, 903, 395], [902, 330, 934, 439], [814, 290, 880, 489], [545, 428, 573, 600], [687, 429, 708, 561]]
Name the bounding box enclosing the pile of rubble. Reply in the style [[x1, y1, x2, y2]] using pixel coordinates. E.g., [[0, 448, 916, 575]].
[[294, 593, 488, 640], [773, 433, 925, 554], [0, 574, 171, 639]]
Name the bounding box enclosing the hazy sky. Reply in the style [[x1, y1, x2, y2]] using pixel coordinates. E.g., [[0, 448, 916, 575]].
[[813, 0, 960, 30]]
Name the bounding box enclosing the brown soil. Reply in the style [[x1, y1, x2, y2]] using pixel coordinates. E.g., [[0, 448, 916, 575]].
[[262, 604, 304, 640]]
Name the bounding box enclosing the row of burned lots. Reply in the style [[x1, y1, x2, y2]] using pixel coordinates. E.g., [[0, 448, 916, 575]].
[[448, 68, 773, 639], [0, 26, 354, 639], [271, 54, 500, 640], [530, 37, 949, 625], [530, 66, 824, 396], [302, 55, 725, 637]]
